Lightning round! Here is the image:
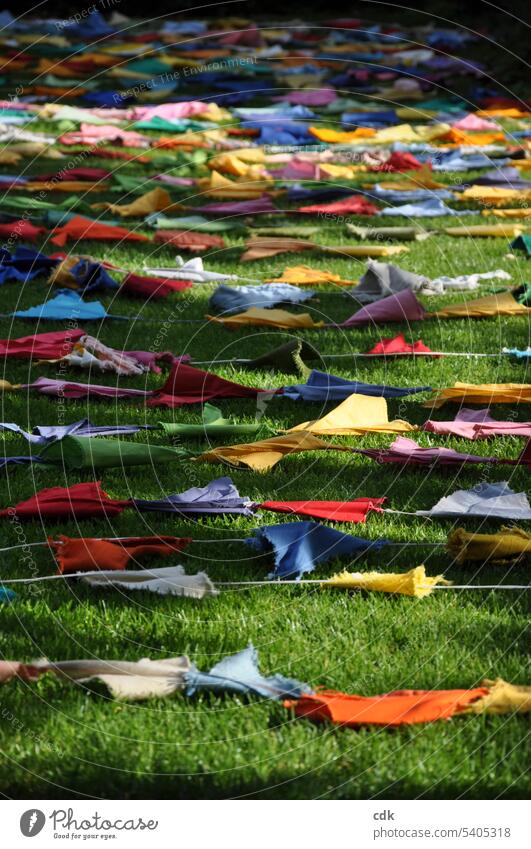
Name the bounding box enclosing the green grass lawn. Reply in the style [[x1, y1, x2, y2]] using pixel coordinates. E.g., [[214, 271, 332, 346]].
[[0, 145, 529, 799]]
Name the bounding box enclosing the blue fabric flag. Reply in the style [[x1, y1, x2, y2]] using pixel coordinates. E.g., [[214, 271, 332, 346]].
[[209, 283, 314, 315], [379, 198, 470, 217], [432, 150, 508, 171], [0, 588, 16, 603], [342, 110, 398, 126], [184, 644, 312, 699], [502, 347, 531, 360], [282, 370, 431, 401], [0, 246, 58, 284], [12, 289, 108, 321], [67, 260, 119, 294], [247, 521, 388, 580], [369, 186, 455, 202]]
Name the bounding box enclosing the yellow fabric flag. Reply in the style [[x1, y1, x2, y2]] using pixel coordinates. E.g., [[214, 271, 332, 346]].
[[206, 308, 325, 330], [197, 170, 271, 199], [0, 380, 21, 391], [425, 382, 531, 408], [207, 153, 265, 179], [324, 565, 450, 598], [446, 526, 531, 564], [460, 679, 531, 716], [482, 208, 531, 219], [288, 393, 417, 436], [265, 265, 357, 286], [444, 224, 527, 238], [92, 187, 181, 218], [196, 431, 350, 472], [457, 186, 531, 206], [433, 290, 529, 319]]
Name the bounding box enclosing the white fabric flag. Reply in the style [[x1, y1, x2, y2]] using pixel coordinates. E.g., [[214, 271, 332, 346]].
[[416, 482, 531, 520]]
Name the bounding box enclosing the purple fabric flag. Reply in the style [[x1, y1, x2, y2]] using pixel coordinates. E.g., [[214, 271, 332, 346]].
[[194, 197, 278, 217], [133, 476, 256, 517], [246, 520, 388, 580], [22, 377, 152, 401], [352, 436, 501, 466], [335, 288, 428, 327]]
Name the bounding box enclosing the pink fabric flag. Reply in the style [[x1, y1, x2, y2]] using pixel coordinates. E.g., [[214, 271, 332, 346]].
[[275, 88, 337, 106], [423, 408, 531, 439], [22, 376, 152, 400], [336, 288, 428, 327]]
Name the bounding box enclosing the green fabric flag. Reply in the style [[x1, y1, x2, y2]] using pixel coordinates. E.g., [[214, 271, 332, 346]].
[[39, 436, 187, 470], [158, 403, 264, 439], [516, 283, 531, 305], [134, 117, 217, 133], [146, 214, 246, 232], [511, 234, 531, 258]]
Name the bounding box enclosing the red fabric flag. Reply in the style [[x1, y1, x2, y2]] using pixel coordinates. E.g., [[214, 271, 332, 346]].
[[0, 329, 85, 359], [121, 272, 193, 299], [50, 216, 150, 246], [370, 152, 426, 172], [285, 687, 489, 727], [36, 168, 112, 182], [297, 195, 379, 215], [147, 362, 260, 408], [365, 333, 434, 355], [260, 498, 386, 523], [0, 220, 46, 241], [153, 230, 226, 251], [0, 482, 130, 520], [50, 535, 192, 574], [337, 289, 428, 327]]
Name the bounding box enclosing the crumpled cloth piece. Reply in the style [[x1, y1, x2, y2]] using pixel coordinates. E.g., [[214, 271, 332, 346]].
[[287, 393, 416, 436], [265, 265, 356, 287], [434, 290, 528, 319], [285, 686, 489, 727], [208, 283, 313, 315], [196, 431, 350, 473], [337, 288, 428, 327], [422, 408, 531, 439], [207, 307, 325, 330], [324, 565, 450, 597], [33, 656, 191, 701], [0, 481, 130, 520], [229, 339, 320, 376], [247, 520, 387, 580], [461, 679, 531, 716], [133, 476, 255, 518], [39, 435, 186, 470], [81, 565, 217, 599], [282, 369, 430, 401], [416, 482, 531, 520], [352, 259, 429, 304], [446, 526, 531, 563], [353, 435, 500, 467], [146, 362, 260, 408], [49, 535, 191, 574], [185, 644, 311, 699], [426, 383, 531, 408], [260, 498, 385, 524], [92, 187, 179, 218]]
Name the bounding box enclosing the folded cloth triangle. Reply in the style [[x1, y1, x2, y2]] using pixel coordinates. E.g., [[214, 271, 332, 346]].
[[196, 431, 351, 472], [336, 288, 428, 327], [282, 370, 431, 401], [260, 498, 385, 523], [287, 393, 417, 435], [50, 535, 192, 574], [81, 564, 217, 599]]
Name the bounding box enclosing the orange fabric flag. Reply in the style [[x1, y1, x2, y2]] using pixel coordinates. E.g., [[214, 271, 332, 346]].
[[49, 535, 192, 574], [309, 126, 376, 143], [207, 308, 325, 329], [285, 687, 488, 727], [433, 290, 529, 319], [196, 431, 350, 472]]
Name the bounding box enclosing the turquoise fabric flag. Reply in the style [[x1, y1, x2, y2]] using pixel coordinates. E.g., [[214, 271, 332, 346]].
[[12, 290, 108, 321]]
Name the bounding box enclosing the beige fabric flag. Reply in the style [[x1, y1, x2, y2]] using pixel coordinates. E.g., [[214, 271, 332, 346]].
[[198, 170, 271, 198], [196, 431, 350, 472], [288, 393, 417, 436], [92, 187, 181, 217], [433, 290, 529, 319], [34, 657, 191, 700], [81, 565, 217, 599], [444, 224, 527, 238]]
